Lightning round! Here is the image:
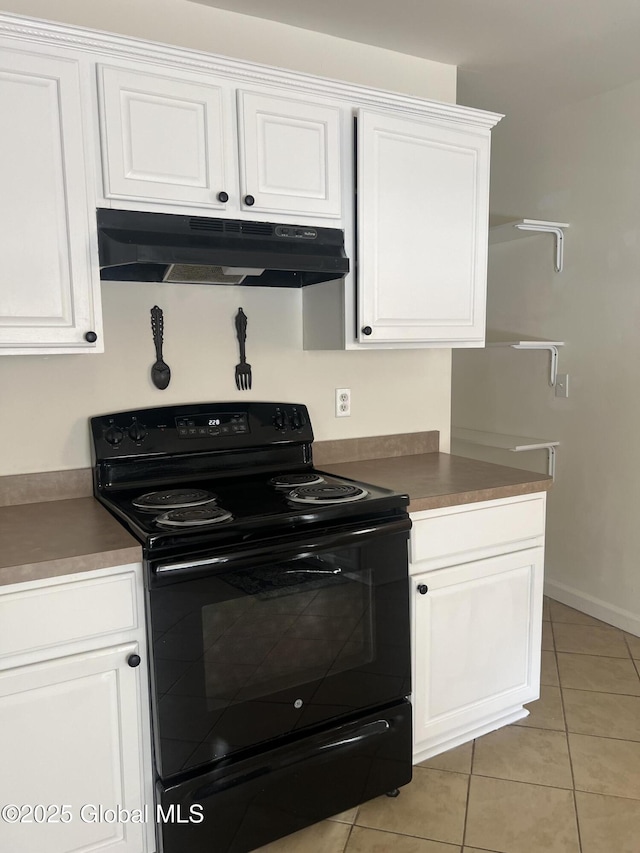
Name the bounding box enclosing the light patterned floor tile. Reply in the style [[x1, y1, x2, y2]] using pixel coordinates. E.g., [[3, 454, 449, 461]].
[[328, 807, 359, 824], [557, 652, 640, 694], [543, 596, 550, 621], [552, 622, 630, 657], [569, 733, 640, 799], [625, 632, 640, 659], [514, 684, 566, 731], [562, 688, 640, 740], [465, 775, 580, 853], [576, 791, 640, 853], [254, 819, 351, 852], [355, 767, 468, 846], [541, 650, 559, 686], [345, 825, 460, 852], [548, 600, 610, 628], [472, 725, 572, 788], [418, 741, 473, 774], [541, 621, 554, 650]]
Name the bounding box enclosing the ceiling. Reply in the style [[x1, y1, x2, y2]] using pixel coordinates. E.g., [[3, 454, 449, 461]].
[[190, 0, 640, 117]]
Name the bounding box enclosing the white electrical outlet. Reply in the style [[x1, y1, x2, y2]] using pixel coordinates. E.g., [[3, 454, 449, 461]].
[[335, 388, 351, 417], [555, 373, 569, 398]]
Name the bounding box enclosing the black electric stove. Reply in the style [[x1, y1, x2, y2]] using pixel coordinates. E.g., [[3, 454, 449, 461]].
[[90, 402, 412, 853], [91, 402, 409, 559]]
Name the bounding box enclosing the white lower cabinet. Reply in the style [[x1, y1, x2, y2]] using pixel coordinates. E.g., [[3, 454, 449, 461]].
[[0, 565, 154, 853], [410, 494, 546, 762]]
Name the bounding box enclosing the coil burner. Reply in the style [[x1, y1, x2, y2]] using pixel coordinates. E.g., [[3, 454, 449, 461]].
[[155, 506, 233, 528], [287, 484, 368, 505], [132, 488, 217, 511]]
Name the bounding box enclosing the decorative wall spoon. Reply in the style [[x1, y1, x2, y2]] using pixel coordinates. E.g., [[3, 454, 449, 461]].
[[150, 305, 171, 390]]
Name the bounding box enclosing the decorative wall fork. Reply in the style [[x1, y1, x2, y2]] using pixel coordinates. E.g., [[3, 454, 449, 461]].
[[234, 308, 252, 390]]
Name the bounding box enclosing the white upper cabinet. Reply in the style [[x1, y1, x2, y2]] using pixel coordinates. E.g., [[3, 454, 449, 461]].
[[99, 65, 234, 209], [237, 90, 341, 217], [98, 65, 342, 220], [356, 109, 491, 346], [0, 45, 102, 354]]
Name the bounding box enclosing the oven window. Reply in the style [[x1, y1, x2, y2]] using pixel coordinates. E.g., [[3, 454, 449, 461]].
[[201, 554, 374, 706], [150, 533, 409, 779]]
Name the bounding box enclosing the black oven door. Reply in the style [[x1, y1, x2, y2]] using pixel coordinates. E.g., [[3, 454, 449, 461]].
[[147, 516, 411, 780]]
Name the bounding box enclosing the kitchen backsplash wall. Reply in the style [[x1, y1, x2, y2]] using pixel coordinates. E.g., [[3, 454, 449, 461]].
[[0, 283, 451, 475], [0, 0, 457, 477]]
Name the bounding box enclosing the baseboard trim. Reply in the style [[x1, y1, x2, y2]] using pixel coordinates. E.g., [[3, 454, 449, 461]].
[[412, 706, 529, 764], [544, 576, 640, 637]]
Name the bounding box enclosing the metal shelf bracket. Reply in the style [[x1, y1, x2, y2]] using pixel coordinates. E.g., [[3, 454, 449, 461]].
[[510, 343, 560, 386], [514, 222, 565, 273], [546, 445, 557, 479]]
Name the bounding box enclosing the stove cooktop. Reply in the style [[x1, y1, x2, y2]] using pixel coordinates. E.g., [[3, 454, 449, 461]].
[[97, 468, 403, 550], [91, 403, 409, 556]]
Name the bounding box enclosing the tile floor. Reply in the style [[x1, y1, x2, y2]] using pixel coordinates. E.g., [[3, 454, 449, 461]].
[[256, 598, 640, 853]]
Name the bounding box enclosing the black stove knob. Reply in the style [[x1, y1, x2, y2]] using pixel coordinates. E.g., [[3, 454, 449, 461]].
[[290, 410, 302, 430], [104, 423, 124, 446], [273, 410, 287, 430], [128, 420, 147, 442]]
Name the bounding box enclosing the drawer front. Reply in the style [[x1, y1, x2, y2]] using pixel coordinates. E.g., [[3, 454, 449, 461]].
[[0, 571, 138, 660], [411, 495, 545, 568]]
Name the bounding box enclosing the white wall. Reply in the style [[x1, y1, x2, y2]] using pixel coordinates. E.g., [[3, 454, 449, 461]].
[[0, 1, 456, 475], [452, 82, 640, 633], [0, 0, 455, 100]]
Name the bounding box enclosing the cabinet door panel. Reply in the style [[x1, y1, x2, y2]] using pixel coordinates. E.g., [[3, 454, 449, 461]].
[[413, 548, 544, 750], [99, 65, 233, 207], [0, 48, 99, 351], [357, 109, 489, 344], [0, 644, 145, 853], [238, 91, 341, 217]]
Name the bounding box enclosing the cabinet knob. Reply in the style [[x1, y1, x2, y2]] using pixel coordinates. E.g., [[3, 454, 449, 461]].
[[244, 194, 255, 206], [127, 654, 141, 667], [217, 191, 229, 203], [417, 584, 429, 595], [84, 331, 98, 343], [361, 326, 372, 336]]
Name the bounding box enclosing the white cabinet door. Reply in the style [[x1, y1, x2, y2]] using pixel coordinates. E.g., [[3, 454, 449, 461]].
[[0, 643, 146, 853], [357, 109, 490, 345], [412, 547, 544, 759], [237, 90, 341, 217], [0, 47, 101, 353], [99, 65, 234, 208]]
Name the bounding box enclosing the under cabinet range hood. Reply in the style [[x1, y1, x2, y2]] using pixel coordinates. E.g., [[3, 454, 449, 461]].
[[97, 209, 349, 287]]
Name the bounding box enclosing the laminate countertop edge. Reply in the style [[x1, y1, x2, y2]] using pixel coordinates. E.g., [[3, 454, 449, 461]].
[[0, 497, 142, 588]]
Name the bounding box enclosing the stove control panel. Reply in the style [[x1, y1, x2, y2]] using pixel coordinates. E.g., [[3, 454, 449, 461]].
[[176, 412, 248, 438], [91, 402, 313, 460]]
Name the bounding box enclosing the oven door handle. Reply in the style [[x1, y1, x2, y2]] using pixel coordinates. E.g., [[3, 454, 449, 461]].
[[153, 516, 410, 578]]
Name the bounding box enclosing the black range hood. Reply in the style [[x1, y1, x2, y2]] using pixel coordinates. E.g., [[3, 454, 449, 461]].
[[97, 208, 349, 287]]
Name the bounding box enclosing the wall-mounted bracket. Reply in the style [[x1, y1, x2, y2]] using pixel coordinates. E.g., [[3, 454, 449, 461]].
[[489, 219, 569, 272], [452, 427, 560, 480], [546, 445, 557, 479], [486, 339, 564, 387]]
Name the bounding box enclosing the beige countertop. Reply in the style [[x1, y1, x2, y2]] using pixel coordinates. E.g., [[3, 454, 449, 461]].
[[0, 440, 550, 588], [0, 498, 141, 587], [321, 452, 552, 513]]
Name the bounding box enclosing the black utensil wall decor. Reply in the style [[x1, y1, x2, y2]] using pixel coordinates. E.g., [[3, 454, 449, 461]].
[[234, 307, 252, 390], [150, 305, 171, 390]]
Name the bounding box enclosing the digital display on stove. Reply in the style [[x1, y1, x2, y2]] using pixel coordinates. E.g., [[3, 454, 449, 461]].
[[175, 412, 249, 438]]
